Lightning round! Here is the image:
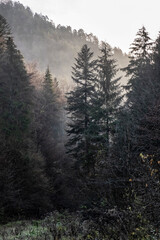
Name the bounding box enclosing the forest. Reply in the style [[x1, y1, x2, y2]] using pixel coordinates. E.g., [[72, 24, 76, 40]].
[[0, 0, 129, 89], [0, 1, 159, 240]]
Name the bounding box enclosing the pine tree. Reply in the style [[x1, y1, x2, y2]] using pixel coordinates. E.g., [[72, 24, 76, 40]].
[[151, 34, 160, 102], [123, 26, 152, 113], [66, 44, 97, 174], [118, 27, 158, 224], [36, 67, 61, 186], [0, 17, 49, 219], [94, 42, 123, 158], [131, 34, 160, 226], [121, 27, 153, 180], [2, 37, 31, 139], [86, 42, 123, 208], [43, 67, 60, 138]]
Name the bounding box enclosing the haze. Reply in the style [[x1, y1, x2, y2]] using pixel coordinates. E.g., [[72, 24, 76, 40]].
[[17, 0, 160, 53]]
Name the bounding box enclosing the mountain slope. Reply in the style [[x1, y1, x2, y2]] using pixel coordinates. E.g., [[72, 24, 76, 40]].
[[0, 0, 129, 86]]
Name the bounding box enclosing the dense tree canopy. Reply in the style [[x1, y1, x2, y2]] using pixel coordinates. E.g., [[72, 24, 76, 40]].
[[0, 0, 129, 87], [0, 4, 160, 239]]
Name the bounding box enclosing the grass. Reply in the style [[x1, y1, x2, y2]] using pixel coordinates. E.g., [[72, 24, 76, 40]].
[[0, 211, 159, 240]]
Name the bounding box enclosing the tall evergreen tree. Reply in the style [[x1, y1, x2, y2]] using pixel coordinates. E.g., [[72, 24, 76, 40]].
[[0, 16, 49, 219], [66, 44, 97, 174], [123, 26, 152, 113], [87, 42, 123, 208], [121, 27, 153, 184], [119, 27, 159, 227], [131, 34, 160, 227], [151, 33, 160, 102], [43, 67, 60, 140], [35, 67, 61, 190], [93, 42, 122, 158]]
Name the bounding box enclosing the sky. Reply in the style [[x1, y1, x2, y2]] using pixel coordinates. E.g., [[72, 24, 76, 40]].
[[18, 0, 160, 53]]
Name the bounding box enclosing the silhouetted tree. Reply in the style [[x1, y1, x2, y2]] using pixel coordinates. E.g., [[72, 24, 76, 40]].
[[66, 44, 97, 174], [0, 16, 49, 220], [95, 42, 122, 157]]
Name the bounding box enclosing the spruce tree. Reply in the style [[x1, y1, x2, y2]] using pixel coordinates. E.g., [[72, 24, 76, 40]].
[[66, 44, 97, 174], [94, 42, 123, 157], [0, 17, 49, 219], [43, 67, 60, 139], [37, 67, 61, 186], [118, 27, 155, 223], [87, 42, 123, 208], [131, 34, 160, 226], [121, 27, 153, 180], [0, 24, 32, 218], [151, 34, 160, 101], [123, 26, 152, 113]]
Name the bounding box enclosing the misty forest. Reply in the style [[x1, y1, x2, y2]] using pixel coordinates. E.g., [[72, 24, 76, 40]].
[[0, 1, 160, 239]]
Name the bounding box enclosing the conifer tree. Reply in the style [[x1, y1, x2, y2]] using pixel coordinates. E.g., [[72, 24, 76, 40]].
[[87, 42, 123, 208], [119, 27, 155, 222], [43, 67, 60, 138], [151, 33, 160, 101], [123, 26, 152, 113], [93, 42, 122, 158], [0, 16, 49, 219], [66, 44, 97, 174], [131, 34, 160, 226], [121, 27, 153, 179], [37, 67, 61, 185]]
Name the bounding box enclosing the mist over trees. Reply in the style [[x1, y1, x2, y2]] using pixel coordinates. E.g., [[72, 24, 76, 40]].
[[0, 1, 160, 239], [0, 0, 128, 88]]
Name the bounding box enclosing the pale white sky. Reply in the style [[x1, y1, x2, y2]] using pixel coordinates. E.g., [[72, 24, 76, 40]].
[[18, 0, 160, 53]]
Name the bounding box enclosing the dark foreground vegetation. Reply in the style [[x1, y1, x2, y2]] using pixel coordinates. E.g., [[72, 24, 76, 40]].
[[0, 1, 160, 239], [0, 211, 159, 239]]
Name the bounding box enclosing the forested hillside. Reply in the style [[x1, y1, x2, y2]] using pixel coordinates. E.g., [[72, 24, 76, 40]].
[[0, 1, 160, 239], [0, 0, 128, 87]]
